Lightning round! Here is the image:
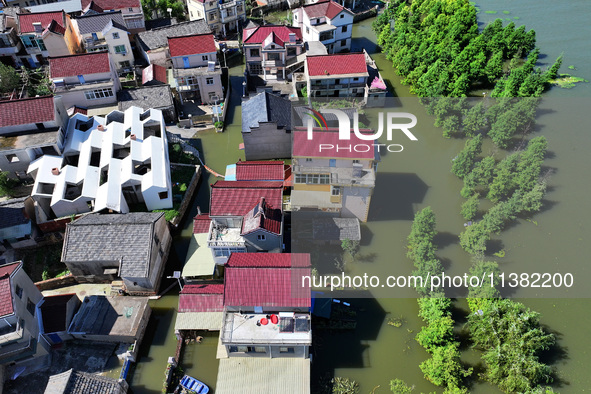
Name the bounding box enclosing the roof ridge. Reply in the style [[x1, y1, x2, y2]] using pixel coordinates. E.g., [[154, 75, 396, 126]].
[[48, 50, 109, 60]]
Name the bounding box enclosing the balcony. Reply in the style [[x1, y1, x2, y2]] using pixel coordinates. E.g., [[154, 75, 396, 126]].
[[0, 322, 24, 345], [221, 311, 312, 345], [52, 78, 113, 93], [262, 59, 283, 67], [85, 38, 108, 52], [208, 222, 245, 248]]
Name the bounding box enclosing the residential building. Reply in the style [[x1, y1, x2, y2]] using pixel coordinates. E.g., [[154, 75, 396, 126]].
[[39, 293, 81, 346], [209, 181, 284, 264], [169, 33, 224, 105], [48, 51, 121, 109], [220, 253, 312, 357], [0, 197, 36, 249], [293, 0, 353, 53], [0, 261, 49, 365], [118, 85, 176, 123], [241, 91, 292, 160], [16, 10, 83, 67], [303, 51, 387, 103], [243, 25, 304, 80], [81, 0, 145, 34], [61, 213, 172, 295], [174, 284, 224, 335], [25, 0, 83, 15], [215, 253, 311, 393], [290, 128, 378, 222], [186, 0, 246, 37], [27, 107, 172, 219], [225, 160, 286, 182], [44, 368, 129, 394], [74, 11, 134, 73], [68, 295, 151, 343], [0, 95, 69, 180], [136, 19, 209, 67], [0, 11, 23, 67], [141, 63, 167, 86]]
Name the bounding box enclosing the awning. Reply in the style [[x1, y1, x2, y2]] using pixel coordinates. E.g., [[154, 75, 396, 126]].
[[182, 233, 216, 278], [174, 312, 223, 331], [215, 358, 310, 394]]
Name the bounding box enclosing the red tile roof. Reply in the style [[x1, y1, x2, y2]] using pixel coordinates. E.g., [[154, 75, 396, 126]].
[[303, 0, 351, 19], [179, 284, 224, 312], [142, 63, 168, 85], [235, 161, 285, 181], [168, 33, 216, 58], [241, 198, 282, 235], [226, 253, 310, 268], [40, 293, 77, 333], [293, 128, 376, 159], [306, 53, 367, 77], [193, 214, 211, 234], [0, 96, 55, 128], [82, 0, 141, 11], [210, 181, 283, 217], [18, 11, 64, 34], [224, 255, 311, 308], [243, 25, 302, 46], [47, 19, 66, 35], [49, 52, 111, 78], [0, 262, 20, 318]]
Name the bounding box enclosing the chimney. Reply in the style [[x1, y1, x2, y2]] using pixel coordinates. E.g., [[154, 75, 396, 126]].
[[33, 22, 43, 34], [130, 134, 136, 140], [51, 167, 60, 176], [257, 197, 265, 217], [289, 32, 296, 43], [97, 124, 105, 131]]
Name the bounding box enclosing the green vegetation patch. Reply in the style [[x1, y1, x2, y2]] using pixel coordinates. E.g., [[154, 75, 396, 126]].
[[502, 10, 510, 14], [550, 73, 588, 88], [485, 10, 497, 14]]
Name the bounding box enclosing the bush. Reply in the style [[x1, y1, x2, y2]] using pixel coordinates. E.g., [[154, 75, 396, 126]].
[[214, 121, 224, 129], [331, 377, 359, 394], [460, 194, 480, 220], [0, 171, 17, 197]]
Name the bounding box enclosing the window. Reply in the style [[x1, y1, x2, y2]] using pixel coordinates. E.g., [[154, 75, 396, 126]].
[[85, 88, 114, 100], [305, 158, 313, 162], [206, 77, 214, 85], [128, 7, 133, 10], [6, 154, 19, 163], [341, 39, 347, 47], [287, 47, 296, 57], [279, 347, 295, 353], [112, 32, 119, 39], [202, 55, 208, 61], [267, 52, 280, 61], [331, 186, 341, 196], [15, 285, 23, 299], [208, 92, 217, 100], [340, 14, 344, 18], [37, 39, 46, 51], [341, 25, 347, 33], [249, 63, 262, 75], [208, 12, 216, 20], [26, 299, 35, 316], [250, 48, 260, 57], [119, 60, 131, 69], [295, 174, 330, 184], [158, 191, 168, 200], [306, 27, 309, 34], [353, 159, 360, 164], [257, 234, 266, 241], [114, 45, 126, 54]]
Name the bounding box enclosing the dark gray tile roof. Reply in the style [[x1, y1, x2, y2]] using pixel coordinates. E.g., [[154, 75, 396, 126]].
[[118, 85, 173, 111], [75, 11, 125, 35], [242, 91, 292, 133], [0, 197, 29, 230], [103, 19, 128, 33], [313, 218, 360, 241], [63, 213, 163, 279], [45, 368, 127, 394], [136, 19, 209, 52]]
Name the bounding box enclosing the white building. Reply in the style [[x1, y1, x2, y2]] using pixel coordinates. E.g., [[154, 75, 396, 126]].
[[27, 106, 172, 220], [292, 0, 353, 54]]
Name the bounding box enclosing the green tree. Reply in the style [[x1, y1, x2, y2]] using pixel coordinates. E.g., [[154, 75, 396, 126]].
[[390, 379, 414, 394], [0, 64, 20, 94], [0, 171, 18, 197], [460, 193, 480, 220], [451, 134, 483, 179]]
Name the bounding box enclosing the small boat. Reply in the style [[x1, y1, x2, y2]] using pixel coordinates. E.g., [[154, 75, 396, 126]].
[[179, 375, 209, 394]]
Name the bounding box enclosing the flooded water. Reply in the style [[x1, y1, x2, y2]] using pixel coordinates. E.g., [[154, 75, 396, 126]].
[[128, 1, 591, 392]]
